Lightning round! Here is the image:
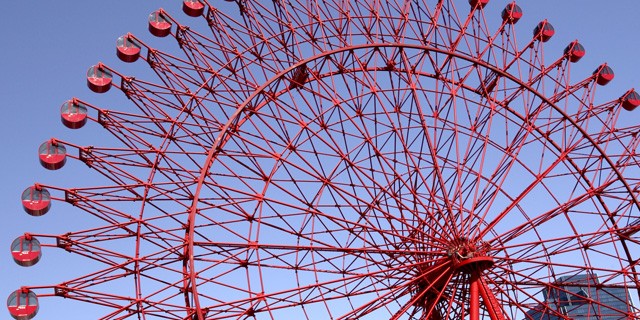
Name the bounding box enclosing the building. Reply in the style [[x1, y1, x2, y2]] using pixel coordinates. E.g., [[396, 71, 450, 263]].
[[525, 273, 634, 319]]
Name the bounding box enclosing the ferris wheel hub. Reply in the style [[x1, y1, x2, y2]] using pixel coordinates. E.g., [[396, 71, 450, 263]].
[[455, 256, 495, 274], [446, 238, 494, 273]]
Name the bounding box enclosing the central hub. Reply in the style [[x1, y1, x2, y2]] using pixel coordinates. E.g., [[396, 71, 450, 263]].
[[446, 237, 494, 273], [407, 237, 495, 312]]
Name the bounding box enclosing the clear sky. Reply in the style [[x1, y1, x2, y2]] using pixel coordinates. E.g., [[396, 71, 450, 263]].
[[1, 1, 639, 319]]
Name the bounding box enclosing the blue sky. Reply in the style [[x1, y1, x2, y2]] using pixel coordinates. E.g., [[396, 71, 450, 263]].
[[1, 1, 639, 319]]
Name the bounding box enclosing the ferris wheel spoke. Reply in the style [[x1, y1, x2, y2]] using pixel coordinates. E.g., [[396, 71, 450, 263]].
[[476, 277, 507, 320], [486, 264, 640, 319], [396, 262, 458, 320], [409, 89, 465, 237], [486, 181, 615, 246], [476, 270, 545, 318], [489, 242, 635, 296], [469, 131, 546, 231], [423, 94, 498, 235], [332, 260, 455, 319], [475, 144, 581, 240], [496, 235, 628, 273], [219, 112, 462, 247], [258, 184, 452, 255], [195, 255, 420, 318], [194, 200, 450, 264]]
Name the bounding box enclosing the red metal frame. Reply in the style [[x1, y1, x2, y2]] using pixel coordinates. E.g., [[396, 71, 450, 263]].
[[9, 0, 640, 319]]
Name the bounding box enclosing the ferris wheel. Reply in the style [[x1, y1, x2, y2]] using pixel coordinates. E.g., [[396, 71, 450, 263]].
[[8, 0, 640, 319]]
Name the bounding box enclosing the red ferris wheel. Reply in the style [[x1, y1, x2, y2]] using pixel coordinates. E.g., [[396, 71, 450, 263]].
[[8, 0, 640, 319]]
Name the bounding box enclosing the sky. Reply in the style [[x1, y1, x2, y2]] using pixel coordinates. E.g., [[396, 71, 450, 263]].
[[1, 1, 639, 319]]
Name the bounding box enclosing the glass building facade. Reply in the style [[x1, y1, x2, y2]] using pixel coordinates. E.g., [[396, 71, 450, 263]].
[[525, 273, 634, 319]]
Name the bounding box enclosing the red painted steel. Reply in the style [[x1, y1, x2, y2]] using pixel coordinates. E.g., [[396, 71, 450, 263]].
[[116, 34, 141, 63], [10, 235, 41, 267], [594, 64, 615, 85], [59, 99, 87, 129], [470, 272, 480, 320], [479, 278, 506, 320], [6, 289, 38, 320], [10, 1, 640, 319], [534, 20, 555, 42], [20, 185, 50, 216], [622, 89, 640, 111], [37, 140, 65, 170], [565, 40, 586, 63], [86, 64, 112, 93], [501, 2, 523, 23], [148, 10, 171, 37], [469, 0, 489, 9], [182, 0, 205, 17]]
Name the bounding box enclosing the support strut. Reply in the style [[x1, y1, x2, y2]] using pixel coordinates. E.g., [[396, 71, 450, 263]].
[[470, 271, 480, 320], [479, 278, 506, 320]]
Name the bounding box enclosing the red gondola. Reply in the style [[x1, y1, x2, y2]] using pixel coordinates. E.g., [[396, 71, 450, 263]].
[[594, 64, 615, 85], [622, 89, 640, 111], [38, 140, 66, 170], [148, 10, 171, 37], [469, 0, 489, 9], [86, 64, 112, 93], [116, 34, 141, 63], [183, 0, 205, 17], [6, 289, 38, 320], [564, 41, 586, 63], [60, 100, 88, 129], [534, 20, 555, 42], [10, 235, 42, 267], [21, 186, 51, 216], [501, 2, 523, 23]]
